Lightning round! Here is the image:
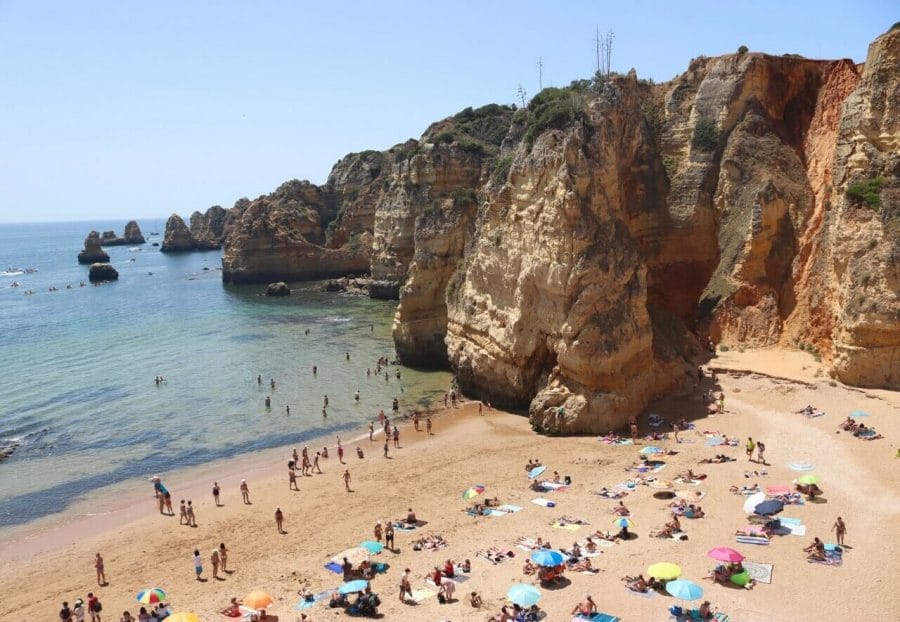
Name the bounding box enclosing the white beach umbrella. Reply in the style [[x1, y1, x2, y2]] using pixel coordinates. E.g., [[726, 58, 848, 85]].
[[742, 491, 766, 514]]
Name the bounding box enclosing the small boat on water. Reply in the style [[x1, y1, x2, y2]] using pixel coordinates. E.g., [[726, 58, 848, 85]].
[[2, 267, 38, 276]]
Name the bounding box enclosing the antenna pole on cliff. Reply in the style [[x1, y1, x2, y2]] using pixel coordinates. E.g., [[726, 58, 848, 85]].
[[594, 25, 601, 74], [537, 57, 544, 91]]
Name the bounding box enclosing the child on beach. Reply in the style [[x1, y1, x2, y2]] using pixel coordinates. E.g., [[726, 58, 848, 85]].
[[193, 550, 203, 580]]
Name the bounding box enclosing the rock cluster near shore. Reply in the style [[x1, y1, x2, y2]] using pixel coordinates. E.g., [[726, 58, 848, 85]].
[[161, 206, 233, 252], [212, 28, 898, 430], [100, 221, 146, 246], [88, 263, 118, 282], [77, 231, 110, 264]]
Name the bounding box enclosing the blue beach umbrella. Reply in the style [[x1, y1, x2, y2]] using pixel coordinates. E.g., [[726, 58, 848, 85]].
[[338, 579, 369, 594], [528, 465, 547, 479], [530, 549, 564, 567], [640, 446, 663, 455], [666, 579, 704, 601], [849, 410, 870, 417], [359, 540, 383, 554], [507, 583, 542, 607], [753, 499, 784, 516]]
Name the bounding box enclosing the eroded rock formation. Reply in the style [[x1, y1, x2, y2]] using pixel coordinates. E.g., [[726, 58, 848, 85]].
[[264, 282, 291, 297], [213, 27, 898, 430], [77, 231, 110, 264], [99, 221, 146, 246], [162, 207, 233, 252], [160, 214, 194, 252], [88, 263, 118, 282]]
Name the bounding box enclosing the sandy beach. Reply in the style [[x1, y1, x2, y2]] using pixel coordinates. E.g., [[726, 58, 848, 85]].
[[2, 350, 898, 621]]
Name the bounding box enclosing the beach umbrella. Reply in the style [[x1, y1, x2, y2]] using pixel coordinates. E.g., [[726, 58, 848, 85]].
[[166, 614, 198, 622], [612, 517, 633, 529], [136, 588, 167, 604], [707, 547, 745, 563], [849, 410, 869, 417], [640, 446, 663, 455], [743, 491, 766, 514], [243, 591, 274, 609], [331, 547, 370, 566], [753, 499, 784, 516], [647, 562, 681, 580], [789, 461, 815, 472], [507, 583, 542, 607], [339, 579, 369, 594], [359, 540, 384, 554], [649, 480, 674, 490], [797, 474, 820, 485], [528, 465, 547, 479], [666, 579, 704, 602], [530, 549, 565, 567], [462, 484, 485, 500]]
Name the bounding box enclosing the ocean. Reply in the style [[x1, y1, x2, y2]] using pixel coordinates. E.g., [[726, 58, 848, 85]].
[[0, 220, 451, 529]]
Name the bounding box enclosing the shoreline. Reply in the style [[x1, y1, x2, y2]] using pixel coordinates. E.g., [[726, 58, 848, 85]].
[[0, 401, 462, 565]]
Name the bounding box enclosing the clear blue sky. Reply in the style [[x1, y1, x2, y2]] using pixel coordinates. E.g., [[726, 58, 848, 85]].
[[0, 1, 894, 222]]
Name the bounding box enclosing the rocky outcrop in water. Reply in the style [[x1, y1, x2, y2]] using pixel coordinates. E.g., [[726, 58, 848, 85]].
[[88, 263, 118, 282], [162, 206, 234, 252], [99, 221, 146, 246], [77, 231, 110, 264], [213, 27, 898, 430], [264, 282, 291, 297], [161, 214, 194, 252]]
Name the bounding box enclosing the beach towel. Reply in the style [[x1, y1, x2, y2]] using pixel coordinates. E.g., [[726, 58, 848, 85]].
[[629, 463, 666, 474], [295, 590, 330, 609], [706, 437, 724, 446], [595, 539, 615, 548], [615, 481, 638, 491], [595, 489, 628, 499], [808, 550, 842, 566], [804, 410, 825, 418], [553, 522, 581, 531], [624, 586, 657, 598], [487, 509, 507, 517], [497, 504, 522, 513], [531, 498, 556, 507], [736, 535, 770, 545], [324, 562, 342, 574], [392, 521, 417, 531], [476, 547, 515, 564], [539, 482, 570, 492], [599, 437, 633, 445], [674, 477, 702, 485], [410, 587, 435, 602], [742, 561, 773, 584], [573, 613, 620, 622]]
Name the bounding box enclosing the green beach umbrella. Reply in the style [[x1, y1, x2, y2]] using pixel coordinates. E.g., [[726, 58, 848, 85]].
[[797, 474, 820, 485]]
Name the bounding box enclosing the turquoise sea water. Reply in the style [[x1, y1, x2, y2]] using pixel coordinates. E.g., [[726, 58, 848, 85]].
[[0, 220, 451, 528]]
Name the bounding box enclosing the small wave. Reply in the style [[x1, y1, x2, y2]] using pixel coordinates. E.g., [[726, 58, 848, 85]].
[[320, 316, 352, 324], [0, 271, 24, 277]]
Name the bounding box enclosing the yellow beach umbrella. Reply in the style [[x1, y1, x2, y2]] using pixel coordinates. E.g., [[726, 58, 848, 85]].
[[166, 614, 199, 622], [243, 590, 275, 609], [647, 562, 682, 580]]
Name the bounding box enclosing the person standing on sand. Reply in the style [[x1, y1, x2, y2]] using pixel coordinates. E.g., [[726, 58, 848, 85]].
[[275, 507, 285, 534], [95, 553, 106, 586], [672, 421, 680, 443], [717, 393, 725, 413], [193, 549, 203, 581], [219, 543, 229, 573], [73, 598, 85, 622], [383, 439, 390, 458], [157, 492, 166, 515], [427, 417, 433, 434], [400, 568, 412, 603], [343, 469, 352, 492], [374, 521, 383, 543], [289, 467, 299, 491], [629, 415, 638, 441], [87, 593, 101, 622], [59, 601, 73, 622], [314, 451, 322, 473], [746, 437, 755, 461], [369, 422, 374, 441], [393, 425, 400, 448], [240, 479, 250, 504], [832, 516, 847, 545], [186, 500, 196, 527], [179, 500, 188, 525], [414, 413, 420, 430], [211, 548, 220, 579], [338, 445, 345, 463], [385, 522, 395, 550], [212, 482, 221, 506], [164, 491, 174, 515]]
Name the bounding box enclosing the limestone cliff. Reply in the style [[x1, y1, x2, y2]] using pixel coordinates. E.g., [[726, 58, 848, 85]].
[[210, 27, 898, 431], [162, 206, 234, 252], [160, 214, 194, 252]]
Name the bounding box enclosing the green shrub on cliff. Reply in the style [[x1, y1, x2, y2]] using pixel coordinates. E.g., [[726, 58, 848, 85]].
[[524, 86, 585, 149], [846, 176, 884, 208], [452, 104, 513, 146], [737, 45, 749, 54], [692, 117, 718, 151], [492, 155, 513, 184]]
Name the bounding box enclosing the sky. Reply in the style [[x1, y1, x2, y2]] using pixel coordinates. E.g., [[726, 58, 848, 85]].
[[0, 1, 894, 223]]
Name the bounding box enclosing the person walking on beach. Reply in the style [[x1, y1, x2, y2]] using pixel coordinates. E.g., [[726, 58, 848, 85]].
[[756, 441, 767, 465], [275, 507, 285, 534], [179, 500, 188, 525], [343, 469, 352, 492], [219, 543, 229, 573], [413, 413, 420, 431], [717, 393, 725, 413], [289, 467, 299, 491], [87, 593, 101, 622], [426, 417, 433, 435], [72, 598, 85, 622], [164, 491, 174, 515], [94, 553, 106, 586], [212, 482, 221, 506], [157, 492, 166, 515], [186, 500, 196, 527], [240, 479, 250, 504], [400, 568, 412, 603], [314, 451, 322, 473], [193, 549, 204, 581], [338, 444, 345, 464], [211, 548, 220, 579], [746, 437, 756, 461], [383, 439, 390, 458], [832, 516, 847, 545], [59, 601, 73, 622]]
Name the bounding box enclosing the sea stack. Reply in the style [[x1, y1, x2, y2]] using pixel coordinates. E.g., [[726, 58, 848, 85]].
[[77, 231, 110, 264], [264, 282, 291, 297], [160, 214, 194, 252], [88, 263, 118, 282]]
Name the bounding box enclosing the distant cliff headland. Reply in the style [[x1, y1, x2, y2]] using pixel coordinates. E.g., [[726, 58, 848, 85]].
[[168, 28, 900, 431]]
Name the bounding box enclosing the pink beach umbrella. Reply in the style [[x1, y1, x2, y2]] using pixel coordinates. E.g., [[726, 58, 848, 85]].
[[707, 547, 745, 563]]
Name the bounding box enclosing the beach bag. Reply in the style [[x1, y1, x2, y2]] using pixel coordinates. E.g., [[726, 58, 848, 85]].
[[437, 593, 446, 604], [93, 601, 102, 612]]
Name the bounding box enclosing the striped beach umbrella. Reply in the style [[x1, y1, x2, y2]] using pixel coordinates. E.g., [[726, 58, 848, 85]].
[[462, 484, 485, 500], [613, 517, 633, 529], [136, 588, 167, 604]]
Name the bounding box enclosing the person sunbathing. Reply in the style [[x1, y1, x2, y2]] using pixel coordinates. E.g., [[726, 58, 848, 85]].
[[653, 524, 676, 538], [584, 537, 598, 553], [623, 574, 650, 592], [684, 505, 705, 519], [804, 537, 826, 561], [678, 469, 706, 480], [611, 501, 630, 516], [709, 565, 731, 584], [568, 542, 582, 559], [522, 559, 537, 575], [569, 557, 597, 573], [795, 483, 823, 499], [729, 483, 760, 494], [592, 530, 617, 542], [220, 597, 242, 617], [700, 454, 734, 464], [838, 416, 857, 431], [487, 605, 513, 622], [405, 508, 418, 524], [469, 591, 482, 608]]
